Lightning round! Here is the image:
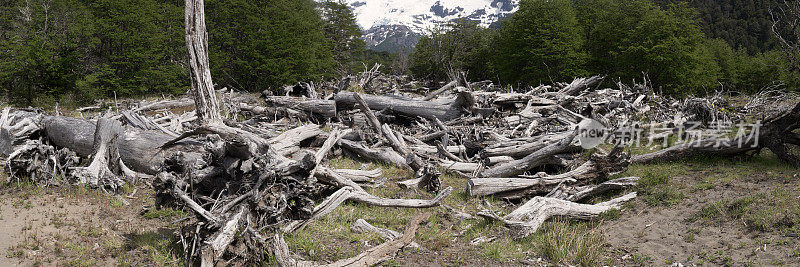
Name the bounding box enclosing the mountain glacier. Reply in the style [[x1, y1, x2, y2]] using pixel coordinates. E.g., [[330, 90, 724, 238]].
[[327, 0, 519, 53]]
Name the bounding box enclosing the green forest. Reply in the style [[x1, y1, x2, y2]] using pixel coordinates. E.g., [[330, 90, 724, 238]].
[[0, 0, 797, 106], [410, 0, 800, 96]]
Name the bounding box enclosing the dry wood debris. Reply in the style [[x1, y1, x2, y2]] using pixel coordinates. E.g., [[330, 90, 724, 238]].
[[1, 68, 798, 264]]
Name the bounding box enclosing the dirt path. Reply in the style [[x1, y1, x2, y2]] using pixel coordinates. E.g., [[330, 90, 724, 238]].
[[602, 166, 800, 266], [0, 184, 182, 266]]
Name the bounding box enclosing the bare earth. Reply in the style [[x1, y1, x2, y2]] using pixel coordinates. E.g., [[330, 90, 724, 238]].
[[603, 165, 800, 266], [0, 183, 180, 266]]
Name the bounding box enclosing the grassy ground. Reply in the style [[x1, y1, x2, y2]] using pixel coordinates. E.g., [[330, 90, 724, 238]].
[[0, 178, 186, 266], [283, 156, 612, 266], [2, 149, 798, 266], [602, 151, 800, 266]]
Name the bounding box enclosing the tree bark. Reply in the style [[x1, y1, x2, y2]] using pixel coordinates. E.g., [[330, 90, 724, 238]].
[[185, 0, 222, 124], [335, 91, 473, 121], [480, 129, 578, 178]]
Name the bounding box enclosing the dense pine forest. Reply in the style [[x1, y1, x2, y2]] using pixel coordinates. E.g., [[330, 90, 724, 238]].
[[411, 0, 800, 95], [0, 0, 797, 105]]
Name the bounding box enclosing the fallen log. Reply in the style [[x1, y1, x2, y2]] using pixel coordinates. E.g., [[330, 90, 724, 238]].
[[264, 96, 336, 117], [558, 75, 605, 96], [272, 212, 430, 267], [338, 139, 409, 169], [38, 114, 205, 175], [335, 91, 473, 121], [557, 176, 639, 202], [331, 168, 382, 183], [633, 102, 800, 165], [479, 192, 635, 238], [469, 147, 629, 198], [421, 80, 458, 101], [480, 129, 578, 178], [351, 219, 420, 248], [466, 177, 573, 198]]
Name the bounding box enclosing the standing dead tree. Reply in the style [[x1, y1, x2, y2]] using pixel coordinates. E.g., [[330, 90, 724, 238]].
[[770, 0, 800, 72], [185, 0, 222, 124]]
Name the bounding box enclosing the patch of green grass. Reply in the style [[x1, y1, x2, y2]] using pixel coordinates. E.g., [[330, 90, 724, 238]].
[[693, 189, 800, 233], [77, 226, 104, 238], [632, 253, 652, 265], [111, 197, 126, 208], [684, 232, 695, 243], [142, 208, 189, 220], [598, 208, 621, 221], [524, 221, 605, 267], [618, 163, 685, 206], [124, 229, 183, 266], [285, 230, 326, 261], [692, 178, 716, 191]]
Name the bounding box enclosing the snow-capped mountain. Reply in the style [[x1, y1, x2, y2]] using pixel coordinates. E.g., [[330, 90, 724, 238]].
[[336, 0, 520, 53]]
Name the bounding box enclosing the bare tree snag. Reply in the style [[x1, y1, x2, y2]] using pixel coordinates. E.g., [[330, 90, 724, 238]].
[[185, 0, 221, 124]]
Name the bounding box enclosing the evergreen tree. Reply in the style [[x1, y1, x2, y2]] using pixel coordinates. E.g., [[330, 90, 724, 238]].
[[0, 0, 95, 105], [86, 0, 186, 97], [409, 19, 495, 82], [575, 0, 717, 94], [206, 0, 335, 93], [653, 0, 780, 55], [320, 0, 366, 74], [494, 0, 587, 86]]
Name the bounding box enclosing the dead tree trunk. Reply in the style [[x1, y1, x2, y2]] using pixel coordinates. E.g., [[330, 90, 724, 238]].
[[480, 129, 578, 178], [185, 0, 222, 124], [335, 91, 473, 121], [634, 102, 800, 166], [479, 193, 636, 239]]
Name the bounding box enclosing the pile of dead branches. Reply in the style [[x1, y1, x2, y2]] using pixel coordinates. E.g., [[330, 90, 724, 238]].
[[2, 68, 799, 265]]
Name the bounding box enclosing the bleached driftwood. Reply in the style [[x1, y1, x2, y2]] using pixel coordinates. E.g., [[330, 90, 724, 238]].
[[479, 192, 636, 238], [272, 213, 430, 267], [480, 129, 578, 178]]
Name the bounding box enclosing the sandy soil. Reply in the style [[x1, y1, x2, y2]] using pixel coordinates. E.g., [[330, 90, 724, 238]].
[[0, 184, 179, 266], [602, 169, 800, 266]]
